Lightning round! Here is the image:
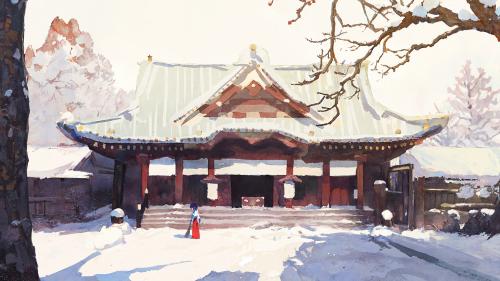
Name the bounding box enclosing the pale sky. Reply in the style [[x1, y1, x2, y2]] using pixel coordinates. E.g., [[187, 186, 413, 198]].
[[25, 0, 500, 115]]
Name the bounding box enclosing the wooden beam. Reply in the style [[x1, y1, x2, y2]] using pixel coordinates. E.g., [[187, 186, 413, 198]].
[[175, 157, 184, 203], [321, 160, 330, 207], [137, 154, 150, 200], [356, 161, 365, 209], [266, 85, 310, 116], [112, 161, 126, 209], [200, 84, 241, 115]]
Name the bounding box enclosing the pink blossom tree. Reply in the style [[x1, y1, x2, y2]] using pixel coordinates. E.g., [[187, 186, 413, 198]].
[[431, 60, 500, 147]]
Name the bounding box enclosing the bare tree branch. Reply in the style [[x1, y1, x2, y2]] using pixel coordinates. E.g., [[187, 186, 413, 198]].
[[269, 0, 500, 126]]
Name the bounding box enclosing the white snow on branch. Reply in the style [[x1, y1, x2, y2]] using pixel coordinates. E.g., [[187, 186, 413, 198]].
[[458, 9, 479, 21], [479, 0, 497, 7], [423, 0, 441, 11], [412, 5, 428, 17]]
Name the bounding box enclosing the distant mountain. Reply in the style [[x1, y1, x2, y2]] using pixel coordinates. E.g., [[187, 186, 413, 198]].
[[26, 17, 133, 146]]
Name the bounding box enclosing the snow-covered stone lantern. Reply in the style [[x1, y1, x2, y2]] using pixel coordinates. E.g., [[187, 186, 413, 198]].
[[110, 208, 125, 224]]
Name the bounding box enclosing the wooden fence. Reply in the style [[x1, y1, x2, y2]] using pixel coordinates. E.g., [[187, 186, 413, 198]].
[[424, 187, 497, 211]]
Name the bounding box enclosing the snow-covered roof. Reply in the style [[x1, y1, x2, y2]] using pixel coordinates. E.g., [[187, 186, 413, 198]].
[[27, 146, 92, 179], [61, 48, 447, 144], [400, 146, 500, 180], [150, 158, 357, 177]]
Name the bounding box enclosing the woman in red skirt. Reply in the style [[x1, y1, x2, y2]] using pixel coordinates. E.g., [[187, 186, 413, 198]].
[[190, 203, 201, 239]]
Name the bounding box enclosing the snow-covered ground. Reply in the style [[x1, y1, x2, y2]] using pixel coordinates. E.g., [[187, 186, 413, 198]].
[[33, 209, 500, 281]]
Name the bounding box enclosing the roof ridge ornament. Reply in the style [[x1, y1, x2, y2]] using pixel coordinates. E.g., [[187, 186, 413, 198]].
[[237, 44, 270, 65]]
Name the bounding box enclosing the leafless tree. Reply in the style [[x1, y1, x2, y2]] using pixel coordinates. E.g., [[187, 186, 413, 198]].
[[269, 0, 500, 126]]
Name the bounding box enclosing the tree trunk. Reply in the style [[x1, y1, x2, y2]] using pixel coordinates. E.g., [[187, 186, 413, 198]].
[[0, 1, 40, 280]]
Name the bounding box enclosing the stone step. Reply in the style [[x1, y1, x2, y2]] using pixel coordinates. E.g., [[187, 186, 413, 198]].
[[142, 212, 368, 220], [140, 205, 373, 229], [141, 221, 367, 230], [145, 206, 371, 215], [141, 215, 368, 223]]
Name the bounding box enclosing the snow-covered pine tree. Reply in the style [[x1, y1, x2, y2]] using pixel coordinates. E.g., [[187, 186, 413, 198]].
[[26, 17, 133, 146], [431, 60, 500, 147]]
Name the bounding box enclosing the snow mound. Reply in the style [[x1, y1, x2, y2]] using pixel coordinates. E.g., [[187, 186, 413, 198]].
[[481, 208, 495, 216], [447, 209, 460, 220], [469, 209, 479, 215], [401, 228, 432, 240], [429, 208, 442, 213], [477, 186, 492, 198], [381, 209, 393, 221], [250, 221, 274, 230], [301, 204, 320, 210], [94, 222, 131, 250], [456, 185, 475, 199], [370, 226, 393, 237]]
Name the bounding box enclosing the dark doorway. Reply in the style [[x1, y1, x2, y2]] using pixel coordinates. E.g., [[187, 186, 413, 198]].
[[231, 175, 274, 207]]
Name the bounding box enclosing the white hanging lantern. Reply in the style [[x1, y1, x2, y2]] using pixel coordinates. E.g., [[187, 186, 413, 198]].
[[284, 180, 295, 199], [207, 183, 219, 200]]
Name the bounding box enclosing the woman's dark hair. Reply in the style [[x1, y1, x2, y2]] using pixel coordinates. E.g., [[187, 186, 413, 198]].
[[190, 203, 198, 210]]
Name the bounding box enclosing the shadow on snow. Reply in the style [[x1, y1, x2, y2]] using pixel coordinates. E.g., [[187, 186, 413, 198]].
[[196, 270, 259, 281], [280, 231, 499, 281], [42, 251, 189, 281]]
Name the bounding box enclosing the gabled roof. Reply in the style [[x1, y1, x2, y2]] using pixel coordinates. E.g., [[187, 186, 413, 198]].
[[59, 47, 448, 145], [172, 61, 323, 124]]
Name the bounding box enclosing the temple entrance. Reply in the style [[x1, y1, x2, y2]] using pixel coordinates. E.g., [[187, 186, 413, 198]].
[[230, 175, 274, 208]]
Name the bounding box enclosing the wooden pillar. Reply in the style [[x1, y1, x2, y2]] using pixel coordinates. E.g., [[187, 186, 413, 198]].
[[137, 154, 150, 200], [175, 157, 184, 203], [408, 175, 416, 229], [415, 177, 425, 228], [286, 157, 293, 176], [321, 160, 330, 207], [273, 178, 280, 207], [285, 157, 294, 208], [355, 157, 366, 210], [207, 158, 216, 207], [208, 158, 215, 177], [112, 161, 126, 209]]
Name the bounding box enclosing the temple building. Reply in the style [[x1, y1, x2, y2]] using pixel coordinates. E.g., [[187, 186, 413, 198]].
[[59, 46, 448, 217]]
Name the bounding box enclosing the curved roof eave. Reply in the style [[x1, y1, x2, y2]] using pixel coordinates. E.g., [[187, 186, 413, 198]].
[[58, 121, 444, 146]]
